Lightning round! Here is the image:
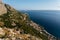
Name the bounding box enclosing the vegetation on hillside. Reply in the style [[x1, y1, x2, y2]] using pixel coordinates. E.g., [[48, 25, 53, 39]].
[[0, 10, 48, 40], [0, 4, 57, 40]]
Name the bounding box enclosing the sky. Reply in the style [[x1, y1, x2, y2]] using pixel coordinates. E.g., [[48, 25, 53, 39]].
[[3, 0, 60, 10]]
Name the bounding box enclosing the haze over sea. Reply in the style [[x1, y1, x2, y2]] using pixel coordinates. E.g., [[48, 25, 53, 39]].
[[22, 10, 60, 38]]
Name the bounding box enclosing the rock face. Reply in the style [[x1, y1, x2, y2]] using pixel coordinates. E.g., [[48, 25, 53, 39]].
[[0, 2, 7, 15], [0, 2, 57, 40]]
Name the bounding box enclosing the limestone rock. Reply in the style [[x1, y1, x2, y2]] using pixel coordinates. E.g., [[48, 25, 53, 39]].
[[0, 3, 7, 15]]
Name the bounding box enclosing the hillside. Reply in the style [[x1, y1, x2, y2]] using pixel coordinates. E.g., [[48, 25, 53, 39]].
[[0, 2, 57, 40]]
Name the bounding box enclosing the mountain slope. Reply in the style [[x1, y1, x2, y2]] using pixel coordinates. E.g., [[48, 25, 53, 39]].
[[0, 2, 57, 40]]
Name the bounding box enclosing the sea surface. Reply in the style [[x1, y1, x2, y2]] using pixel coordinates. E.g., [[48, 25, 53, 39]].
[[21, 10, 60, 38]]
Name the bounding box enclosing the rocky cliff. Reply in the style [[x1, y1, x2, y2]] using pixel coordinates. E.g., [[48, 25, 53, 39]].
[[0, 2, 57, 40], [0, 2, 7, 15]]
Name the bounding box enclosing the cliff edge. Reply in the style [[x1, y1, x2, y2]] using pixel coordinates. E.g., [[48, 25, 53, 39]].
[[0, 2, 57, 40]]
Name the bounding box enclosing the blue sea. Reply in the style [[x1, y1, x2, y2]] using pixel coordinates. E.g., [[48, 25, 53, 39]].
[[22, 10, 60, 38]]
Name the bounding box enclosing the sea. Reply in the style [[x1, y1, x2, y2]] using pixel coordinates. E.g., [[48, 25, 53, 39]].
[[21, 10, 60, 38]]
